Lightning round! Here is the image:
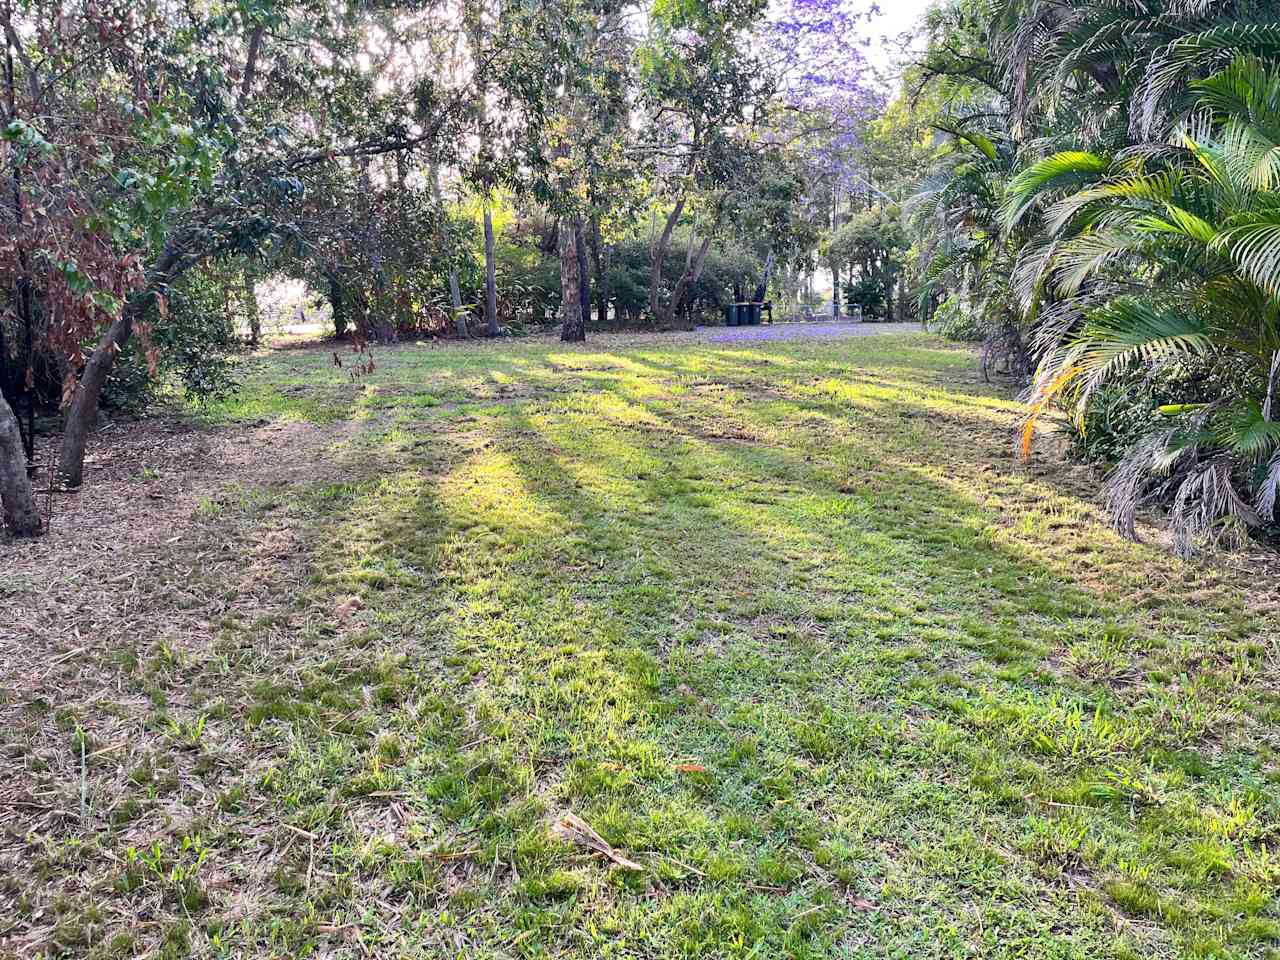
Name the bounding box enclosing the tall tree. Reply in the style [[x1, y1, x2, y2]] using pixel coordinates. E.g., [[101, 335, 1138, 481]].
[[637, 0, 775, 326], [2, 0, 567, 498]]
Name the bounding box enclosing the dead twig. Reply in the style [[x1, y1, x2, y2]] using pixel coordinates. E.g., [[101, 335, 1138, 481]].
[[551, 812, 644, 871]]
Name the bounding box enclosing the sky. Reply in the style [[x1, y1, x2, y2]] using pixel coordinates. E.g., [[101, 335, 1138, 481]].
[[865, 0, 935, 77]]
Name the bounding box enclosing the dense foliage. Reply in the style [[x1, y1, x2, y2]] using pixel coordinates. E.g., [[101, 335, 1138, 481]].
[[909, 0, 1280, 553], [5, 0, 1278, 556]]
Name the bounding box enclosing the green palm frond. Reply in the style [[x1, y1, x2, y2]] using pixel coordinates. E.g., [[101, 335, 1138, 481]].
[[1002, 151, 1112, 229], [1192, 54, 1280, 137], [933, 123, 1000, 162], [1219, 120, 1280, 191], [1220, 404, 1280, 458], [1135, 203, 1218, 244], [1043, 171, 1182, 233], [1049, 227, 1148, 295], [1216, 208, 1280, 298], [1073, 298, 1212, 386], [1137, 23, 1280, 137]]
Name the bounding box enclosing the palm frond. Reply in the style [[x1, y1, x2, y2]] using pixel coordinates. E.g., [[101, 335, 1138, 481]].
[[1002, 151, 1112, 229], [1074, 299, 1212, 390], [1136, 23, 1280, 137], [1170, 456, 1259, 556], [1256, 448, 1280, 521]]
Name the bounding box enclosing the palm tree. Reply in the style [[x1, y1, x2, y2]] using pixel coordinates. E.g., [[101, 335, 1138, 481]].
[[910, 114, 1038, 379], [1010, 56, 1280, 554]]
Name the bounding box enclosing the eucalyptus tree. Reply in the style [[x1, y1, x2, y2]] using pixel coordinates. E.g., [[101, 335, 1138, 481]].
[[512, 0, 638, 340]]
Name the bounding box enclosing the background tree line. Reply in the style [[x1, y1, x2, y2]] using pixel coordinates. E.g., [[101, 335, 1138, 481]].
[[11, 0, 1277, 556], [0, 0, 899, 535]]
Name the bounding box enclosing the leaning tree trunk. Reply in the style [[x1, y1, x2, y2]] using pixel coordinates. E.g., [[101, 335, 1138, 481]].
[[483, 207, 499, 336], [58, 242, 186, 488], [57, 302, 135, 488], [558, 223, 585, 342], [0, 395, 41, 536], [648, 196, 686, 321], [657, 232, 712, 329]]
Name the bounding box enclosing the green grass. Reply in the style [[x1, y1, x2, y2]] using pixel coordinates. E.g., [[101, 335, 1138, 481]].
[[6, 331, 1278, 959]]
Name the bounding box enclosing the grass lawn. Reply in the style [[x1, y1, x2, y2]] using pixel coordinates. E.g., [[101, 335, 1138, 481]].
[[3, 330, 1278, 959]]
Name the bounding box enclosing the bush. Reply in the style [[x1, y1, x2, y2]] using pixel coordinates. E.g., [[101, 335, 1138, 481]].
[[926, 295, 982, 342], [103, 268, 243, 412]]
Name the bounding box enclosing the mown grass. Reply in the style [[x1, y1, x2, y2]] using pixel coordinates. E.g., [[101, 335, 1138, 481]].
[[6, 331, 1278, 959]]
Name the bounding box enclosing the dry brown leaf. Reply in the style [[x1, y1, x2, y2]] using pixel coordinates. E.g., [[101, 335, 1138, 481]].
[[335, 595, 364, 621], [551, 812, 643, 871]]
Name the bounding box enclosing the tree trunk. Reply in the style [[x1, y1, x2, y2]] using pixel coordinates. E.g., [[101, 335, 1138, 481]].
[[648, 195, 686, 321], [237, 24, 265, 112], [57, 241, 187, 488], [430, 165, 469, 338], [830, 187, 842, 318], [558, 222, 584, 342], [56, 302, 134, 488], [243, 270, 261, 345], [575, 219, 591, 331], [592, 216, 607, 328], [658, 233, 712, 329], [327, 272, 349, 339], [483, 206, 499, 336], [831, 261, 841, 318], [449, 269, 467, 338], [0, 395, 40, 536]]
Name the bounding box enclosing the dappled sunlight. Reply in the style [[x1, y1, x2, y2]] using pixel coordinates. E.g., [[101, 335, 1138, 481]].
[[798, 374, 1019, 425], [437, 442, 566, 542], [15, 332, 1274, 960]]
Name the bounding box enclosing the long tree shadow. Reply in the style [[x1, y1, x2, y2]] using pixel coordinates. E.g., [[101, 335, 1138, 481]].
[[464, 370, 1273, 957], [13, 336, 1270, 959]]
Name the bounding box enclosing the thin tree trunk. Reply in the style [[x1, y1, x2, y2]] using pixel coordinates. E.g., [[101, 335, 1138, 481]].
[[449, 270, 466, 337], [832, 261, 841, 318], [430, 165, 469, 338], [659, 233, 712, 329], [830, 187, 842, 318], [57, 241, 187, 488], [243, 270, 261, 345], [237, 24, 264, 112], [558, 222, 584, 342], [575, 219, 591, 331], [648, 195, 686, 320], [591, 216, 607, 328], [0, 394, 40, 536], [483, 207, 498, 336]]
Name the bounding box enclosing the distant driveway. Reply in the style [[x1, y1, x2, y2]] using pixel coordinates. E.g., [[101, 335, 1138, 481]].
[[704, 321, 923, 342]]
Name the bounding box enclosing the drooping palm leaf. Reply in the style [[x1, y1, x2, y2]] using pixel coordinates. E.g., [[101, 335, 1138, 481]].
[[1002, 150, 1113, 229]]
